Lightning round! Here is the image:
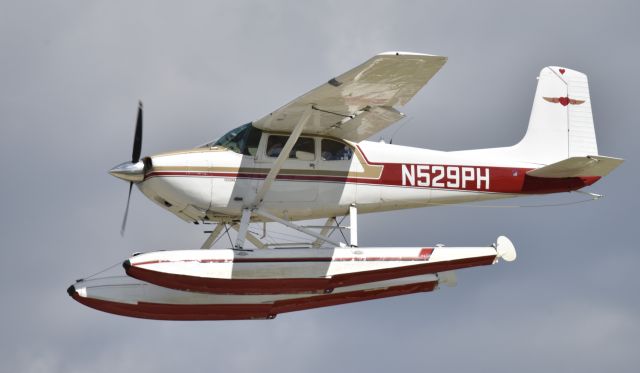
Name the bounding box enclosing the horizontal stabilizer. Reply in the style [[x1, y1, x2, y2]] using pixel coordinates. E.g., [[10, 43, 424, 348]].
[[527, 155, 623, 178]]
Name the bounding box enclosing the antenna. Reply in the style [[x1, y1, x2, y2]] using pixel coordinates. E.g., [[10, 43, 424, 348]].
[[389, 117, 413, 144]]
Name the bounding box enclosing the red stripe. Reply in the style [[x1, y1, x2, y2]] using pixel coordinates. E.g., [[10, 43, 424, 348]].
[[144, 169, 599, 194], [70, 280, 438, 320], [143, 144, 602, 194], [134, 259, 233, 266], [132, 251, 435, 266], [145, 171, 353, 183], [126, 254, 495, 295]]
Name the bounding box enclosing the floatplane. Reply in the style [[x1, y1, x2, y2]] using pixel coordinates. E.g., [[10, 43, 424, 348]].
[[68, 52, 622, 320]]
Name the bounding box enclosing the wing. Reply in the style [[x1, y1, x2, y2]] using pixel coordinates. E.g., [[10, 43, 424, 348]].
[[252, 52, 447, 142]]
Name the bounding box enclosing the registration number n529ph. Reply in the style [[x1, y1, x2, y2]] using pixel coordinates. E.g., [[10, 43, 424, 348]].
[[401, 164, 490, 190]]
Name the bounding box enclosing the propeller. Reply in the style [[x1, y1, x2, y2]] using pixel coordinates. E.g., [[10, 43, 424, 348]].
[[132, 101, 143, 165], [121, 182, 134, 236], [110, 101, 145, 236]]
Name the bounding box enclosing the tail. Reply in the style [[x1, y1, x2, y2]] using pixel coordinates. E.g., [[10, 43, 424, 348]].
[[513, 66, 598, 164], [510, 66, 623, 178]]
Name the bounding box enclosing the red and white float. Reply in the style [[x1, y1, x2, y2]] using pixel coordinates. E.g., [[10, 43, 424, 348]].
[[68, 272, 453, 320], [123, 237, 516, 295], [68, 237, 515, 320]]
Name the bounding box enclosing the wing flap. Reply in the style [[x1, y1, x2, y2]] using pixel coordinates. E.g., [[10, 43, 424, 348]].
[[327, 106, 405, 141], [253, 52, 447, 142]]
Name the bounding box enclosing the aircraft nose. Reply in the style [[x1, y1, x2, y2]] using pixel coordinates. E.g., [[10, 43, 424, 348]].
[[66, 284, 76, 297], [109, 160, 146, 182]]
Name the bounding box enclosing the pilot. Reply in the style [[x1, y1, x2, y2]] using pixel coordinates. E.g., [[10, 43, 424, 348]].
[[267, 142, 284, 157]]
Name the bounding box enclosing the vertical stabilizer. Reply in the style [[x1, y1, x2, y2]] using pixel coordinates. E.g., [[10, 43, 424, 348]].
[[513, 67, 598, 164]]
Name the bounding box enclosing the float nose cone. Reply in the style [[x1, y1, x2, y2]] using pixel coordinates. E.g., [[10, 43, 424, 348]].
[[109, 161, 145, 182]]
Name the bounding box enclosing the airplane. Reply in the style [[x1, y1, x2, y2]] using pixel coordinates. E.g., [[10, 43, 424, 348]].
[[67, 52, 622, 320]]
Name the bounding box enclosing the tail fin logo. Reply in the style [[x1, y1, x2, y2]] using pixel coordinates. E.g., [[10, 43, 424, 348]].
[[543, 96, 585, 106]]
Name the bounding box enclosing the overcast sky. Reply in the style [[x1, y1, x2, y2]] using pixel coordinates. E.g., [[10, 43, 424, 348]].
[[1, 1, 638, 372]]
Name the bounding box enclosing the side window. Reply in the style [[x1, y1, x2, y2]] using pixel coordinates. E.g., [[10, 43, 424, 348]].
[[291, 137, 315, 160], [266, 135, 286, 157], [321, 139, 353, 161], [243, 126, 261, 156], [267, 135, 315, 160]]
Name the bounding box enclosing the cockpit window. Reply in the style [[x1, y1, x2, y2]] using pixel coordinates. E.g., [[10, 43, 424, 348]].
[[203, 123, 262, 156], [321, 139, 353, 161]]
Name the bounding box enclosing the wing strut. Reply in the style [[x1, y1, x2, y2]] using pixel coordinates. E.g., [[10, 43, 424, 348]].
[[252, 105, 313, 206], [234, 106, 314, 250]]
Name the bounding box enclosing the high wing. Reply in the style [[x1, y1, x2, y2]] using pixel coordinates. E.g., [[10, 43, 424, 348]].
[[252, 52, 447, 142]]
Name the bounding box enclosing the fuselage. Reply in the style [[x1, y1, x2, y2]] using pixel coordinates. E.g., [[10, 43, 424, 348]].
[[136, 125, 598, 224]]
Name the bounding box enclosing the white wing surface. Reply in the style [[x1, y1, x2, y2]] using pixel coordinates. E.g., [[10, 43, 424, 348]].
[[252, 52, 447, 142]]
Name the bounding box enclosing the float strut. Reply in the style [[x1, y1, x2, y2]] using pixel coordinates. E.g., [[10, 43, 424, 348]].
[[254, 209, 341, 247], [234, 209, 252, 250], [350, 204, 358, 247], [200, 223, 225, 250]]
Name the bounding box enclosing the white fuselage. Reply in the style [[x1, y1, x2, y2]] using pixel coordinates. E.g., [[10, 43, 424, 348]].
[[136, 130, 596, 224]]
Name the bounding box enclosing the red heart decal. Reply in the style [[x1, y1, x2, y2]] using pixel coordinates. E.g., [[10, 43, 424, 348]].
[[558, 97, 569, 106], [559, 68, 566, 75]]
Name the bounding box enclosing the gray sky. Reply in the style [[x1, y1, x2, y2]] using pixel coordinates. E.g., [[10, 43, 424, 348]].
[[1, 1, 638, 372]]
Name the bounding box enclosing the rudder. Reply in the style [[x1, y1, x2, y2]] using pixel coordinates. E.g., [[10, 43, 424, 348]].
[[513, 66, 598, 164]]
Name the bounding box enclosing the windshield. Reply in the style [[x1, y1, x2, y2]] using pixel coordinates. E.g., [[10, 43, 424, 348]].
[[202, 123, 262, 156]]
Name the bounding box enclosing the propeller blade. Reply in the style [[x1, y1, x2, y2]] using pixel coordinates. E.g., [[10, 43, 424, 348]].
[[120, 101, 143, 236], [120, 182, 134, 236], [132, 101, 143, 163]]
